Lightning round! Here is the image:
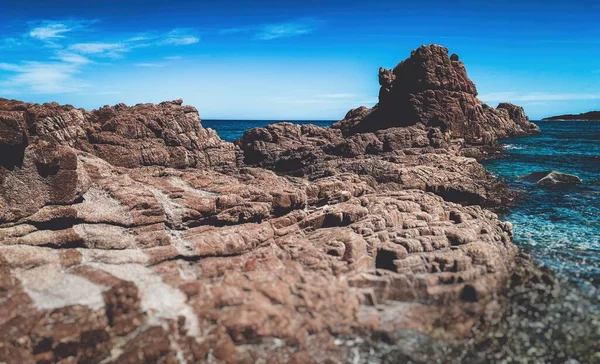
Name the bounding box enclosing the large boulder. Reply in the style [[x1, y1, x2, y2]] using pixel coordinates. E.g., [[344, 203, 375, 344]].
[[332, 45, 540, 143]]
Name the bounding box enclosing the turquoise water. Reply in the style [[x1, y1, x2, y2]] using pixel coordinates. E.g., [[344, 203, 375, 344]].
[[205, 119, 600, 293], [484, 121, 600, 294]]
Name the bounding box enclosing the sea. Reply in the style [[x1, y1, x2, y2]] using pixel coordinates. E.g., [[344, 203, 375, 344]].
[[484, 120, 600, 296], [204, 119, 600, 294]]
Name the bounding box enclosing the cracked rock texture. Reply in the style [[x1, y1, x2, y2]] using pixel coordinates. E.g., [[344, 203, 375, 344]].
[[1, 45, 535, 363]]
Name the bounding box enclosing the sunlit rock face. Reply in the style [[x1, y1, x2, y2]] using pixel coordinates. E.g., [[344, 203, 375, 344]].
[[0, 45, 551, 363], [0, 98, 236, 170]]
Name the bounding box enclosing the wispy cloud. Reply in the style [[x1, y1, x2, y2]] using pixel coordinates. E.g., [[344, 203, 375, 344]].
[[0, 63, 24, 72], [29, 19, 97, 40], [30, 23, 72, 40], [0, 61, 86, 93], [67, 29, 199, 58], [68, 42, 128, 58], [480, 91, 600, 102], [0, 19, 202, 95], [161, 29, 199, 45], [53, 52, 92, 65], [254, 19, 320, 40]]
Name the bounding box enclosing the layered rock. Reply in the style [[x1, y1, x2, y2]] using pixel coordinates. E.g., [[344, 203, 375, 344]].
[[236, 122, 511, 208], [0, 151, 519, 362], [0, 98, 235, 170], [332, 45, 540, 143], [0, 45, 544, 363]]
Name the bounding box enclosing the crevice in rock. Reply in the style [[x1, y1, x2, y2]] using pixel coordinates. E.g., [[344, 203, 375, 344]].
[[35, 159, 60, 177], [149, 252, 244, 266], [375, 249, 399, 272], [29, 218, 77, 231], [39, 239, 86, 249], [426, 184, 484, 205], [460, 284, 478, 302], [0, 144, 26, 170]]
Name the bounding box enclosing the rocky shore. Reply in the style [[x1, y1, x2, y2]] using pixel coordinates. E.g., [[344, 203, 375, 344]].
[[0, 45, 549, 362], [542, 110, 600, 121]]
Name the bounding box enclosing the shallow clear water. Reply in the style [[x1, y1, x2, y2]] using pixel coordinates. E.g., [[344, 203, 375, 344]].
[[484, 121, 600, 294], [205, 119, 600, 294]]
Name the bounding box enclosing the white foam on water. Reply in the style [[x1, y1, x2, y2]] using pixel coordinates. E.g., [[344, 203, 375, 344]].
[[504, 144, 524, 150]]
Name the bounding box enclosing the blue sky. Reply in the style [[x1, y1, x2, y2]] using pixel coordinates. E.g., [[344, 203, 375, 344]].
[[2, 0, 600, 119]]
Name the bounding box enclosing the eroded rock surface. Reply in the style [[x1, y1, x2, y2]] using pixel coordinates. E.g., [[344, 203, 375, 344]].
[[1, 45, 540, 363], [0, 151, 518, 362], [236, 118, 511, 208], [0, 98, 236, 170]]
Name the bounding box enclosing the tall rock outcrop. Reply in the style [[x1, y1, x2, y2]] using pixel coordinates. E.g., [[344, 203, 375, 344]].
[[332, 45, 540, 143]]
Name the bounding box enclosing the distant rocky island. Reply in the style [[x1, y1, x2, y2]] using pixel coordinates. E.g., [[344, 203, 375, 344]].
[[0, 45, 555, 362], [542, 111, 600, 120]]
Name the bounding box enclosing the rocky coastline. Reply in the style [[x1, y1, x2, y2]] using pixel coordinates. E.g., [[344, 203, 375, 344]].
[[0, 45, 568, 362], [542, 111, 600, 121]]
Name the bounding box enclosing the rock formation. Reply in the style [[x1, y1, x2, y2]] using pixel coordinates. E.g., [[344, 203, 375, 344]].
[[520, 170, 582, 186], [235, 122, 512, 207], [0, 98, 236, 170], [332, 45, 540, 143], [542, 110, 600, 121], [0, 45, 543, 363]]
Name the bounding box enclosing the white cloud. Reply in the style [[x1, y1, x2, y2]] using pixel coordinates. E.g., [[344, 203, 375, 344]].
[[162, 35, 199, 45], [30, 23, 72, 40], [2, 20, 200, 95], [54, 52, 92, 64], [126, 35, 150, 42], [0, 61, 86, 93], [67, 29, 198, 58], [69, 42, 128, 58], [254, 19, 319, 40], [161, 29, 199, 45], [29, 20, 97, 41], [0, 62, 24, 72], [479, 91, 600, 103]]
